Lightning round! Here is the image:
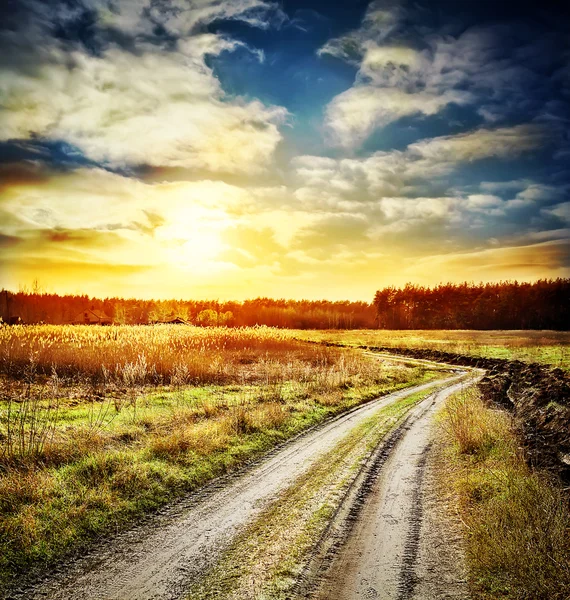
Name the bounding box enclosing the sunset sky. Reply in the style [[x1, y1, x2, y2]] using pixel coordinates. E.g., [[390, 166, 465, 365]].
[[1, 0, 569, 300]]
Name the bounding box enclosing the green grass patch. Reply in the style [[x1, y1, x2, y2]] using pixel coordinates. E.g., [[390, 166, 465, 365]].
[[292, 329, 570, 369]]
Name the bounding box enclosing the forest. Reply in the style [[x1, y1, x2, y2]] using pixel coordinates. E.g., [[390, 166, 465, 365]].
[[0, 278, 567, 330], [373, 279, 569, 330]]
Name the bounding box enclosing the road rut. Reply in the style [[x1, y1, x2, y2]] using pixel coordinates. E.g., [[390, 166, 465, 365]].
[[14, 374, 459, 600]]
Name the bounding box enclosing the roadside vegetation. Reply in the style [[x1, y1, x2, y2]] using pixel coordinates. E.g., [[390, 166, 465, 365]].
[[439, 388, 570, 599], [293, 329, 570, 369], [0, 324, 437, 591]]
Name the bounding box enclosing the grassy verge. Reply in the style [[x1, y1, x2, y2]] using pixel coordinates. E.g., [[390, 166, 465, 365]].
[[187, 387, 436, 600], [291, 329, 570, 369], [0, 348, 440, 592], [438, 388, 570, 599]]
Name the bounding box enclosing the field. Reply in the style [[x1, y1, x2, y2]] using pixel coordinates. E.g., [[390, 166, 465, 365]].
[[292, 329, 570, 369], [0, 324, 436, 589]]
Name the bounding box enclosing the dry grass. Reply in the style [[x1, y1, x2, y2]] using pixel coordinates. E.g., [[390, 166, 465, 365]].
[[0, 324, 335, 384], [442, 389, 508, 456], [440, 389, 570, 599]]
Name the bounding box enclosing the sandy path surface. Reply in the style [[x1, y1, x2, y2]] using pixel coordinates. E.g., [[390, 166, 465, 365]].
[[13, 374, 457, 600], [411, 444, 469, 600], [313, 378, 474, 600]]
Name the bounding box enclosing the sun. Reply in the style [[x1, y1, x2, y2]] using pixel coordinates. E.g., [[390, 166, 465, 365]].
[[156, 217, 227, 271]]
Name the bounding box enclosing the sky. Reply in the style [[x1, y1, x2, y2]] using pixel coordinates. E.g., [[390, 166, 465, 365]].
[[0, 0, 569, 301]]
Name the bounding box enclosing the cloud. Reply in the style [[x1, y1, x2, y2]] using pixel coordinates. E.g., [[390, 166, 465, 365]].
[[319, 2, 568, 147], [0, 2, 288, 173], [465, 194, 503, 210], [408, 124, 551, 163], [324, 86, 468, 148], [0, 161, 52, 192], [293, 214, 370, 259], [318, 1, 405, 64], [293, 124, 549, 210], [410, 239, 570, 281], [220, 225, 283, 267], [543, 202, 570, 224], [5, 0, 286, 43], [289, 125, 568, 260], [0, 233, 20, 248], [0, 167, 308, 281], [1, 0, 568, 299], [94, 0, 288, 37], [319, 1, 467, 146]]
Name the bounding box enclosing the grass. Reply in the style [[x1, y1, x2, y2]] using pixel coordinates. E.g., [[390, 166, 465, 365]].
[[0, 325, 442, 592], [439, 388, 570, 599], [188, 387, 437, 600], [0, 324, 350, 384], [292, 329, 570, 369]]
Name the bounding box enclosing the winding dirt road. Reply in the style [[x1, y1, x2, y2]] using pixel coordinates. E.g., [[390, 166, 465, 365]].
[[13, 370, 465, 600], [312, 377, 473, 600]]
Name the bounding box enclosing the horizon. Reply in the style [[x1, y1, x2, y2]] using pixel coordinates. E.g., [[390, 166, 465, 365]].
[[1, 0, 569, 299]]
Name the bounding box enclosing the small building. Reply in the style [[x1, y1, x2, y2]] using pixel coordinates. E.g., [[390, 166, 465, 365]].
[[72, 309, 112, 325], [152, 316, 190, 325]]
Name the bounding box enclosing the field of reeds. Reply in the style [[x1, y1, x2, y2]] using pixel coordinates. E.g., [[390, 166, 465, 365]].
[[0, 324, 333, 384], [293, 329, 570, 369], [0, 324, 435, 590]]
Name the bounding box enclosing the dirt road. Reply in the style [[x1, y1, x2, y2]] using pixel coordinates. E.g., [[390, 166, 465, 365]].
[[13, 370, 465, 600], [312, 377, 474, 600]]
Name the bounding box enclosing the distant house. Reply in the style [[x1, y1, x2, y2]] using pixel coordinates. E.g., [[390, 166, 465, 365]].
[[152, 316, 190, 325], [72, 309, 112, 325]]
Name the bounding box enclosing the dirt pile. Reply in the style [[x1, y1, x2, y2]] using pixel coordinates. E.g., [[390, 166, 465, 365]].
[[324, 343, 570, 484], [495, 363, 570, 483]]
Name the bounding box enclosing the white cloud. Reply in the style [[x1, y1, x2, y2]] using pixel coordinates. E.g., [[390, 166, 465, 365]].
[[41, 0, 286, 38], [294, 124, 548, 209], [0, 2, 288, 173], [289, 125, 566, 257], [480, 180, 530, 193], [465, 195, 503, 215], [407, 124, 549, 163], [546, 202, 570, 223], [319, 2, 554, 148], [325, 86, 468, 148], [318, 0, 405, 63]]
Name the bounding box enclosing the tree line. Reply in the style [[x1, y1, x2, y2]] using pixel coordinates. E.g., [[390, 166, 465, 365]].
[[1, 278, 567, 329], [373, 279, 569, 330], [0, 291, 376, 329]]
